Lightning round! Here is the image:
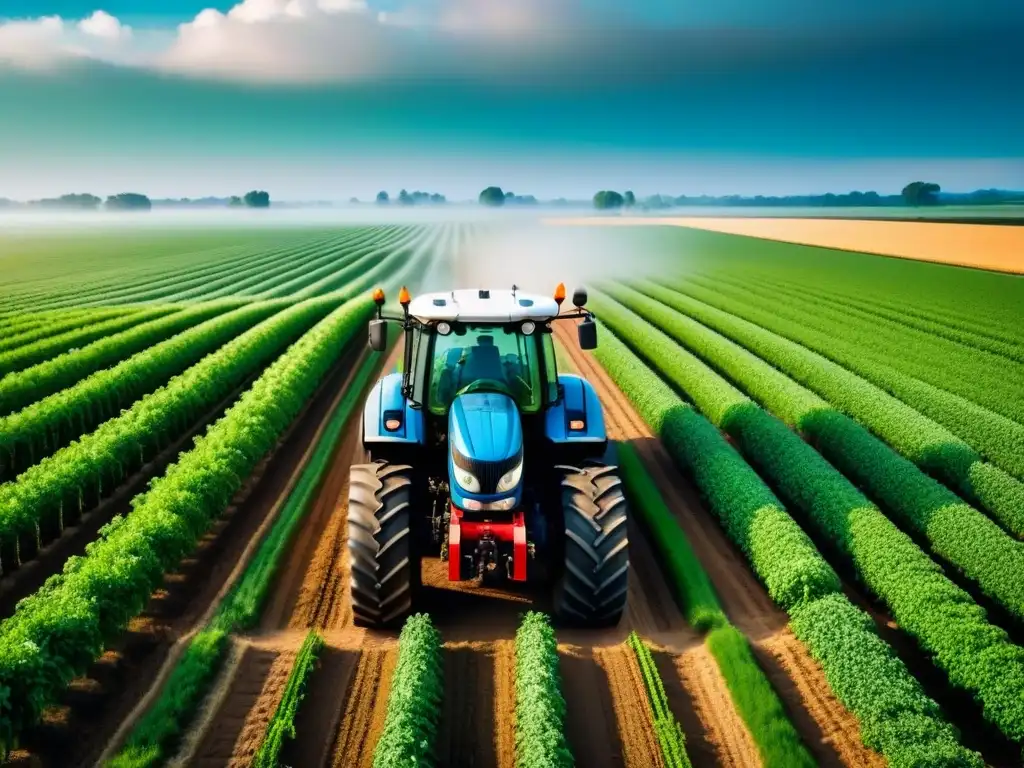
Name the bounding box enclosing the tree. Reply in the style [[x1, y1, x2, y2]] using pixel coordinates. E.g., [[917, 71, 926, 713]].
[[479, 186, 506, 206], [593, 190, 625, 210], [901, 181, 941, 206], [376, 191, 389, 204], [105, 193, 151, 211], [624, 190, 636, 207], [398, 189, 413, 205], [228, 196, 243, 207], [243, 190, 270, 208]]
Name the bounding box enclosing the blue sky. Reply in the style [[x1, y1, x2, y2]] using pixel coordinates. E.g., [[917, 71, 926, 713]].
[[0, 0, 1021, 200]]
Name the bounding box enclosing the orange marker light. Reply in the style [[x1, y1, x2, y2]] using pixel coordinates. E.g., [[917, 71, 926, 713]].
[[372, 288, 386, 305], [554, 282, 566, 305], [398, 286, 411, 305]]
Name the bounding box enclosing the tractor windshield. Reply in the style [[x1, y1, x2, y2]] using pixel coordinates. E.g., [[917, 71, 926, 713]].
[[427, 324, 543, 416]]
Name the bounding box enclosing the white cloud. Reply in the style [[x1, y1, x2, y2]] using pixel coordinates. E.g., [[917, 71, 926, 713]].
[[78, 10, 131, 40]]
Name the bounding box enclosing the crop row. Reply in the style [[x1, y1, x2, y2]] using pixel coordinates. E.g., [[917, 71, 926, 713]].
[[627, 631, 692, 768], [0, 307, 135, 350], [0, 300, 249, 418], [663, 277, 1024, 497], [607, 284, 1024, 621], [0, 294, 374, 753], [616, 442, 812, 767], [0, 301, 284, 482], [0, 296, 345, 572], [514, 611, 573, 768], [594, 292, 1024, 744], [372, 614, 444, 768], [0, 306, 182, 377], [590, 317, 983, 766]]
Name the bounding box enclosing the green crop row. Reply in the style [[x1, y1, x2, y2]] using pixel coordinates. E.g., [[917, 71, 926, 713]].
[[0, 297, 338, 570], [372, 614, 444, 768], [627, 632, 692, 768], [0, 306, 181, 376], [0, 301, 280, 481], [654, 278, 1024, 527], [0, 307, 134, 354], [591, 304, 839, 610], [617, 443, 813, 767], [513, 611, 574, 768], [608, 284, 1024, 622], [0, 296, 373, 755], [253, 631, 325, 768], [593, 294, 1024, 744], [591, 319, 984, 766], [0, 300, 246, 418]]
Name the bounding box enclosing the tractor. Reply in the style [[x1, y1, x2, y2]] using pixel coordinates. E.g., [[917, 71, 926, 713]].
[[347, 283, 629, 628]]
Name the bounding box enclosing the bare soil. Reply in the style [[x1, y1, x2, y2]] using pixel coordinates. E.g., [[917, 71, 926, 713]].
[[544, 215, 1024, 274]]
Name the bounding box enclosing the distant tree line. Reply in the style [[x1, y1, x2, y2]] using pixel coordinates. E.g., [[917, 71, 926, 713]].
[[373, 189, 447, 205], [478, 187, 538, 206]]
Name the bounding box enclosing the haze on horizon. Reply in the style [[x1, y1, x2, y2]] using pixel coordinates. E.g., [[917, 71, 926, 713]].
[[1, 0, 1021, 202]]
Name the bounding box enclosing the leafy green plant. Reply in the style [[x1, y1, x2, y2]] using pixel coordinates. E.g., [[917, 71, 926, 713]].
[[252, 631, 325, 768], [372, 614, 444, 768], [627, 632, 691, 768], [513, 611, 573, 768]]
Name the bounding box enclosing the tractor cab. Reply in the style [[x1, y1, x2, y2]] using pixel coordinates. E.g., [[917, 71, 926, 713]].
[[349, 284, 627, 630]]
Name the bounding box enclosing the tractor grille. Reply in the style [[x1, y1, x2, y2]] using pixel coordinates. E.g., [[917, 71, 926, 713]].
[[452, 445, 523, 494]]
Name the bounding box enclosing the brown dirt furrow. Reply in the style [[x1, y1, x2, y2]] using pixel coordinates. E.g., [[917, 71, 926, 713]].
[[438, 642, 500, 768], [191, 646, 296, 768], [492, 640, 517, 768], [558, 644, 628, 767], [596, 645, 667, 768], [553, 321, 885, 768], [329, 645, 398, 768], [672, 644, 761, 768]]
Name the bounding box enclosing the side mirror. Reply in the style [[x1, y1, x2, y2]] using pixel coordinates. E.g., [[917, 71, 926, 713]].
[[368, 319, 387, 352], [572, 287, 588, 308], [578, 317, 597, 350]]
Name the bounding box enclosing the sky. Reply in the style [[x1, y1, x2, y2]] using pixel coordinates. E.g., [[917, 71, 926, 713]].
[[0, 0, 1022, 201]]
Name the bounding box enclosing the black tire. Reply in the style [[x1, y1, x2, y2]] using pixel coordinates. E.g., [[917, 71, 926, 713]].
[[553, 462, 629, 626], [348, 459, 416, 628]]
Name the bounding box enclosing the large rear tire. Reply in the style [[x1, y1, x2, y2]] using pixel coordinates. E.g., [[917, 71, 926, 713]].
[[348, 459, 416, 628], [553, 463, 629, 627]]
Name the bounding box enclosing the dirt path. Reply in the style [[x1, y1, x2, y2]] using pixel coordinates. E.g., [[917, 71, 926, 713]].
[[554, 320, 886, 768], [543, 216, 1024, 274]]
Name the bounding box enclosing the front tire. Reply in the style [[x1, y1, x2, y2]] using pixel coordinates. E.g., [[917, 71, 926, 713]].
[[553, 463, 629, 627], [348, 459, 416, 628]]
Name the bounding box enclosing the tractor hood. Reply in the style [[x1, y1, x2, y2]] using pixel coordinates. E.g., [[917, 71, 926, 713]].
[[449, 392, 524, 497]]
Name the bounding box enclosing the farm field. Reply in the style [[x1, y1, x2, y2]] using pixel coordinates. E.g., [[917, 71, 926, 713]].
[[0, 219, 1021, 768], [547, 214, 1024, 273]]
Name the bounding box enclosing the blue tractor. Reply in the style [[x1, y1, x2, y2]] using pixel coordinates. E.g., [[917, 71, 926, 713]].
[[348, 284, 629, 628]]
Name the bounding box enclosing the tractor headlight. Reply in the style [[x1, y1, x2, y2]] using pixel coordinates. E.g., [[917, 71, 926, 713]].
[[496, 458, 523, 493], [455, 469, 481, 494]]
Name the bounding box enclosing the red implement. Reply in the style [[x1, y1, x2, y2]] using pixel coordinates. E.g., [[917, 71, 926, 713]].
[[448, 504, 527, 581]]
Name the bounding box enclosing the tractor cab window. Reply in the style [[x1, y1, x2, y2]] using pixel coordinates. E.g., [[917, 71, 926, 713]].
[[428, 324, 542, 416]]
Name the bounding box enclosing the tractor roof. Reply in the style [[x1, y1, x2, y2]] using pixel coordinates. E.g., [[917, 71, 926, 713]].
[[408, 289, 561, 323]]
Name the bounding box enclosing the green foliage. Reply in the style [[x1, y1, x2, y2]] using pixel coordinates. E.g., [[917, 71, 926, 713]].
[[790, 595, 983, 767], [478, 186, 506, 206], [593, 190, 625, 209], [513, 611, 573, 768], [616, 442, 724, 631], [372, 614, 444, 768], [611, 283, 1024, 622], [0, 296, 373, 755], [0, 307, 132, 355], [590, 307, 840, 610], [107, 628, 229, 768], [706, 625, 815, 768], [243, 190, 271, 208], [253, 631, 325, 768], [646, 278, 1024, 533], [627, 632, 692, 768], [591, 312, 983, 765], [105, 193, 152, 211], [0, 305, 178, 376], [902, 181, 941, 206]]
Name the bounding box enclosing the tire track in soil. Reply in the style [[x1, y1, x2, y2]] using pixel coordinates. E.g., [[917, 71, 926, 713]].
[[554, 320, 886, 768], [7, 342, 364, 768]]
